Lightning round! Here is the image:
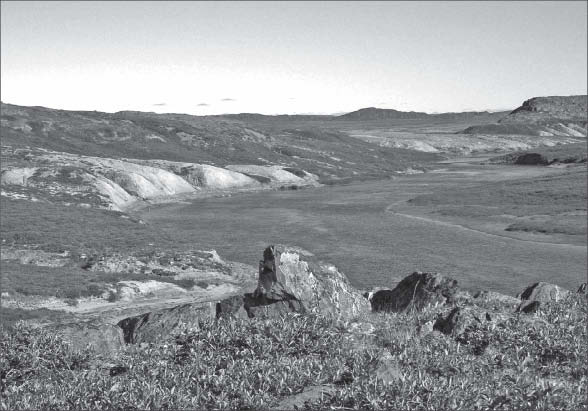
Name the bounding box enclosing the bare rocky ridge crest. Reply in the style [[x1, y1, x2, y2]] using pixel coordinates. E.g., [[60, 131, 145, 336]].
[[463, 95, 588, 137]]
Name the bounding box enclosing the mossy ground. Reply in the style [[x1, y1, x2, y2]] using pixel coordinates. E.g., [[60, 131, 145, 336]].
[[1, 294, 586, 410]]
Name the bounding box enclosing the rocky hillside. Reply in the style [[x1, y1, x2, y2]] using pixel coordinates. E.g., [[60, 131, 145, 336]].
[[0, 145, 320, 211], [463, 95, 588, 137], [0, 102, 439, 186]]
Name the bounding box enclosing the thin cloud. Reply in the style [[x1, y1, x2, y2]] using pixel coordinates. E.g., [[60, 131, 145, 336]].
[[153, 102, 167, 106], [221, 98, 236, 102], [197, 103, 209, 107]]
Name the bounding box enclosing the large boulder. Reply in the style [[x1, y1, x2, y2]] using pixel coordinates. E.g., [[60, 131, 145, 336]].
[[117, 302, 216, 344], [371, 272, 458, 312], [513, 153, 549, 166], [516, 282, 571, 314], [433, 306, 492, 336], [517, 282, 571, 302], [218, 245, 369, 319]]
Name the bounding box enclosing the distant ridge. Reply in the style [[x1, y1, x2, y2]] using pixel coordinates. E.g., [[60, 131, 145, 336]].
[[463, 95, 587, 137], [504, 95, 587, 123], [338, 107, 510, 121], [338, 107, 429, 120], [217, 113, 334, 121]]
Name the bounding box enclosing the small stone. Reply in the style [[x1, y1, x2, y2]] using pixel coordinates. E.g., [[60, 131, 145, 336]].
[[275, 385, 337, 410], [334, 370, 354, 385], [417, 320, 435, 335]]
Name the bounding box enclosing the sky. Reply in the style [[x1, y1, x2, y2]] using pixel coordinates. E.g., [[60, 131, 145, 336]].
[[1, 1, 586, 115]]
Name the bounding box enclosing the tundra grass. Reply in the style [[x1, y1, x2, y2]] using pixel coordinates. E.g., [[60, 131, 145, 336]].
[[1, 295, 586, 410], [0, 261, 196, 302], [408, 168, 587, 240], [0, 197, 173, 255]]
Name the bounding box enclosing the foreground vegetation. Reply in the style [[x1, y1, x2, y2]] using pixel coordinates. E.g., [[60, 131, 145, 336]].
[[2, 294, 586, 410]]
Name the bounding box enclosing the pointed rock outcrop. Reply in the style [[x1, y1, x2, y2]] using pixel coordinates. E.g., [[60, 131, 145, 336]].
[[218, 245, 370, 319]]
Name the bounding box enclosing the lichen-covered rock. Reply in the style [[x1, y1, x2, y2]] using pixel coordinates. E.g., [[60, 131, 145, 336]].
[[117, 302, 215, 344], [53, 320, 125, 354], [371, 272, 458, 312]]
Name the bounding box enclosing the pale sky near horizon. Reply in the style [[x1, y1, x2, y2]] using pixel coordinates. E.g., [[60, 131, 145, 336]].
[[1, 1, 586, 115]]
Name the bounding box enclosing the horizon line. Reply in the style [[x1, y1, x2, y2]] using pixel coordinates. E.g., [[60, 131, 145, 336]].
[[0, 100, 520, 117]]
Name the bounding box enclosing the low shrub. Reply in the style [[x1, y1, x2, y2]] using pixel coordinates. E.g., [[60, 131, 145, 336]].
[[1, 295, 586, 410]]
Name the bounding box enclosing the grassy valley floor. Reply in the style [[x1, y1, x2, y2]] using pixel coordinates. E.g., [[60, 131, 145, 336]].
[[137, 161, 586, 294]]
